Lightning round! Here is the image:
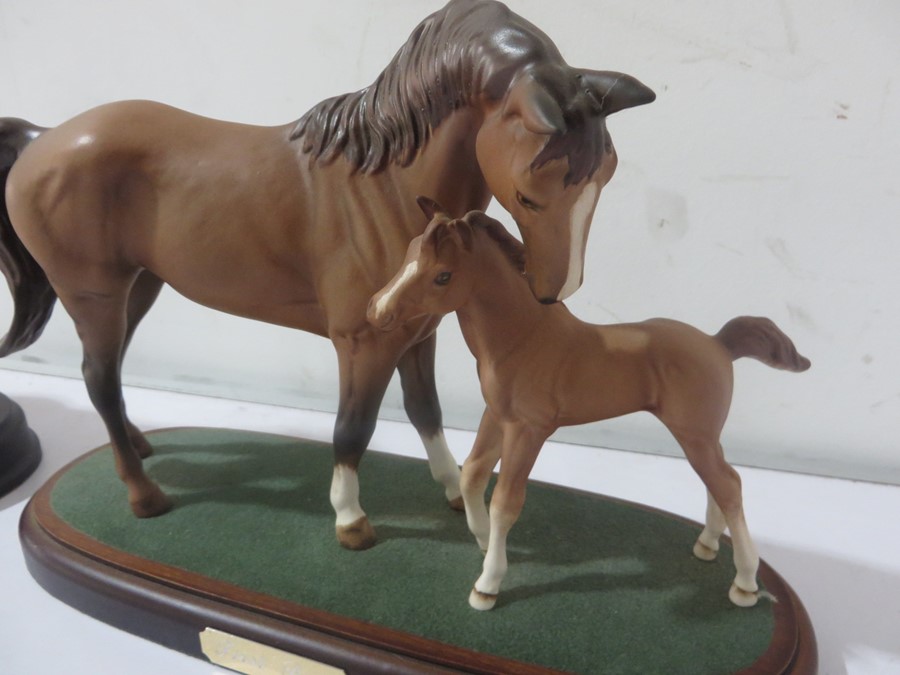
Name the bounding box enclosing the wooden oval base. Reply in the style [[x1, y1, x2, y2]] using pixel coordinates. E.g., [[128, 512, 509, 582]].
[[0, 393, 41, 497], [19, 428, 816, 674]]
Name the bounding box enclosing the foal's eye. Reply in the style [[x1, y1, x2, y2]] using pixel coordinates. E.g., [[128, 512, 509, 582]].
[[434, 271, 452, 286], [516, 191, 540, 211]]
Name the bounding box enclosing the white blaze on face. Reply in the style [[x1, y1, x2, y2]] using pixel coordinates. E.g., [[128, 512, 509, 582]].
[[558, 181, 599, 301], [374, 260, 418, 320]]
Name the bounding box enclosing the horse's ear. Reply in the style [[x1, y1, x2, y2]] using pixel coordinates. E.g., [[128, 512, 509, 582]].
[[503, 74, 566, 135], [579, 70, 655, 117], [416, 195, 445, 220]]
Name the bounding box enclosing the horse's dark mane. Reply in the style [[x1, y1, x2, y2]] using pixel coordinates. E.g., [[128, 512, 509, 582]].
[[291, 0, 527, 172], [291, 0, 607, 184]]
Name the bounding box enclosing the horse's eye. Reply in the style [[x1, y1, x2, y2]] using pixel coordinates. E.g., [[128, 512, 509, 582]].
[[516, 191, 540, 211], [434, 271, 452, 286]]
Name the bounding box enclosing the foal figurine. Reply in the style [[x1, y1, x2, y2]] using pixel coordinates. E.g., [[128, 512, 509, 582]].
[[368, 198, 810, 611]]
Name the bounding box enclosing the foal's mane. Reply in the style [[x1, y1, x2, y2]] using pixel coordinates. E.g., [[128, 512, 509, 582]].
[[291, 0, 607, 184], [467, 214, 527, 275]]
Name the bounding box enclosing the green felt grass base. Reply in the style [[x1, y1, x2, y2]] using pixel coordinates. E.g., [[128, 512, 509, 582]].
[[46, 428, 779, 674]]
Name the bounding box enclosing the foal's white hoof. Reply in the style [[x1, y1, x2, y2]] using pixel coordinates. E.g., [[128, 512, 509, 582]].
[[728, 583, 759, 608], [693, 540, 718, 561], [469, 588, 498, 611]]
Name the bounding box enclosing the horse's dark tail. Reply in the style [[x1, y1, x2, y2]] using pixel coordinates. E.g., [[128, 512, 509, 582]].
[[0, 117, 56, 358], [715, 316, 811, 372]]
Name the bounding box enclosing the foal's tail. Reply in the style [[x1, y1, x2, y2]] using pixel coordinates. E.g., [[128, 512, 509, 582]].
[[0, 117, 56, 358], [715, 316, 811, 372]]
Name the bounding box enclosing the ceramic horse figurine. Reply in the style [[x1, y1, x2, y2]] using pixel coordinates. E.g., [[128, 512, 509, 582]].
[[368, 199, 811, 610], [0, 1, 655, 549]]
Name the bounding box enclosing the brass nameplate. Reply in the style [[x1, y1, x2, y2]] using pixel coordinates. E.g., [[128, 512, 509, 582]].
[[200, 628, 345, 675]]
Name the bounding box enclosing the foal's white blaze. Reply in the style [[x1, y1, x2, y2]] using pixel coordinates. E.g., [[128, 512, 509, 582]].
[[330, 465, 366, 526], [374, 261, 418, 320], [557, 181, 599, 301]]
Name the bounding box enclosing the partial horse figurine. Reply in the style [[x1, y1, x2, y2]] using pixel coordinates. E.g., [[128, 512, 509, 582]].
[[368, 198, 811, 611], [0, 0, 655, 550]]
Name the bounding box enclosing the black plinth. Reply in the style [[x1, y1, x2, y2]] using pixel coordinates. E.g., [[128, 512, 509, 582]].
[[0, 393, 42, 497]]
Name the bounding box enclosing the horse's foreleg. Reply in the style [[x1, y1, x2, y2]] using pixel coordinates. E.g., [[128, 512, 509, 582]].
[[120, 270, 164, 459], [397, 333, 462, 509], [693, 489, 728, 561], [469, 423, 546, 611], [59, 284, 171, 518], [460, 408, 503, 551], [330, 333, 399, 550]]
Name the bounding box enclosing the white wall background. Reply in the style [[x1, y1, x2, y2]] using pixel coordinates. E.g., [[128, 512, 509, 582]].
[[1, 0, 897, 484]]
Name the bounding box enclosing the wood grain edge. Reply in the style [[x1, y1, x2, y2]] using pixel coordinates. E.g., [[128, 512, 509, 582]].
[[21, 430, 563, 675], [21, 427, 816, 674], [20, 500, 465, 674]]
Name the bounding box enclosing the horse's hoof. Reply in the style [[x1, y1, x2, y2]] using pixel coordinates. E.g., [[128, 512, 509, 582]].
[[693, 540, 718, 562], [469, 588, 498, 611], [130, 485, 173, 518], [728, 583, 759, 608], [337, 516, 377, 551], [448, 495, 465, 512]]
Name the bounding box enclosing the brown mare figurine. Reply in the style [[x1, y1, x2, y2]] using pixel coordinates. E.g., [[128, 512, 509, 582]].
[[369, 199, 811, 610], [0, 0, 654, 550]]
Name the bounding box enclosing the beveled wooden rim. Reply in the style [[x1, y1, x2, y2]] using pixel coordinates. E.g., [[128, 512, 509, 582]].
[[20, 428, 816, 674]]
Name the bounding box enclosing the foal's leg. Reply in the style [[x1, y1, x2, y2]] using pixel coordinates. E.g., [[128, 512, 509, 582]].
[[330, 332, 399, 550], [693, 489, 728, 562], [470, 424, 546, 611], [676, 434, 760, 607], [460, 408, 503, 551], [397, 333, 462, 509], [58, 279, 171, 517], [119, 270, 164, 459]]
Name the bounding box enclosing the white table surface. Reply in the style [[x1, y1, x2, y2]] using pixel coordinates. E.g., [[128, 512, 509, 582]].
[[1, 369, 898, 675]]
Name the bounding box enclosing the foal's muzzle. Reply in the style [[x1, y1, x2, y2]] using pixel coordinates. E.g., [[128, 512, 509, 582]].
[[366, 297, 398, 331]]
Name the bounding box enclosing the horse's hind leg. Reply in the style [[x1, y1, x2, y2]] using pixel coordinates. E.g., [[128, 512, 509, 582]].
[[119, 270, 164, 459], [397, 333, 462, 510], [58, 277, 171, 518]]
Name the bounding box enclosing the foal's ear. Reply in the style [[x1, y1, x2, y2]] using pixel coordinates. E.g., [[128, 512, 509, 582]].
[[464, 211, 497, 230], [416, 196, 445, 221], [452, 220, 474, 252], [425, 220, 473, 256]]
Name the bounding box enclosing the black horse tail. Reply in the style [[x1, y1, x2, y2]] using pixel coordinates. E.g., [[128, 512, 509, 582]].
[[0, 117, 56, 358], [715, 316, 811, 373]]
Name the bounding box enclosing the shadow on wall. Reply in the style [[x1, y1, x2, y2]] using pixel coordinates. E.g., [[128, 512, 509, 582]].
[[761, 541, 900, 675]]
